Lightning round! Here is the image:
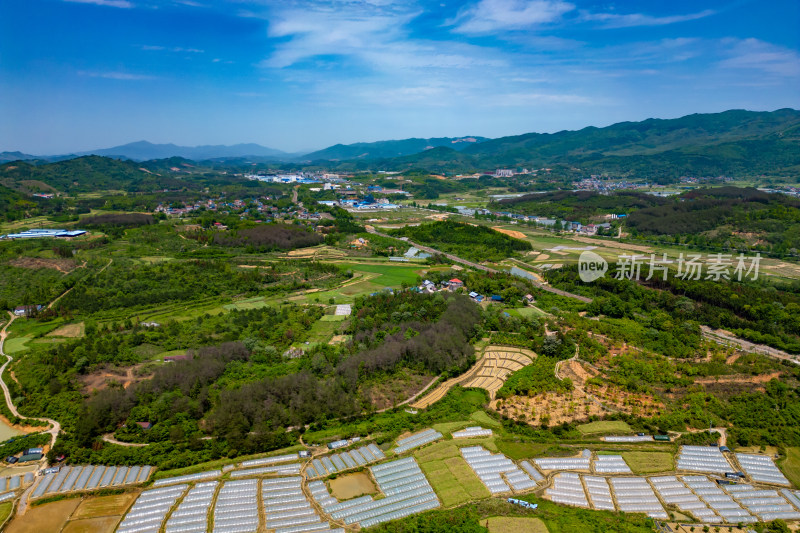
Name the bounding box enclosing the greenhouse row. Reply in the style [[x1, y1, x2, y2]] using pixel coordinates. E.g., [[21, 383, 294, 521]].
[[676, 446, 733, 474], [311, 457, 440, 528], [240, 453, 299, 468], [451, 426, 492, 439], [736, 453, 791, 486], [610, 477, 668, 519], [117, 483, 188, 533], [602, 435, 653, 443], [164, 480, 217, 533], [307, 444, 385, 479], [583, 475, 614, 511], [393, 429, 442, 454], [593, 455, 631, 474], [212, 479, 259, 533], [153, 469, 220, 487], [0, 474, 30, 493], [546, 472, 588, 507], [460, 446, 538, 494], [519, 461, 544, 482], [230, 463, 301, 478], [649, 475, 717, 522], [533, 456, 591, 471], [263, 476, 332, 533], [32, 464, 151, 499]]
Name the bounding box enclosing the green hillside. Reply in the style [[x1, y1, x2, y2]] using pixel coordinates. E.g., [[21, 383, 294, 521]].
[[326, 109, 800, 180], [300, 136, 488, 161]]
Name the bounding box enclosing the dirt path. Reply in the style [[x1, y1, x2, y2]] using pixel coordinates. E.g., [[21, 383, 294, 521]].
[[701, 326, 799, 365], [1, 312, 62, 518], [0, 313, 60, 444], [100, 433, 149, 447]]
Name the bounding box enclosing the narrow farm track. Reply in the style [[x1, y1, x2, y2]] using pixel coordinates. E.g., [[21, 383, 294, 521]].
[[0, 312, 61, 447], [365, 227, 592, 303]]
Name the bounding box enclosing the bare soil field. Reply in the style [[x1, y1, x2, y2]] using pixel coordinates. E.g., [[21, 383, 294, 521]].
[[62, 516, 122, 533], [8, 257, 77, 273], [79, 365, 149, 393], [328, 472, 377, 500], [46, 322, 85, 338], [491, 227, 527, 239], [569, 236, 653, 252], [71, 493, 138, 519], [6, 498, 81, 533]]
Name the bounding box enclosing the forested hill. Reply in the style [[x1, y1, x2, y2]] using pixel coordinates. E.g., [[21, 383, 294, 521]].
[[300, 136, 488, 161], [326, 109, 800, 180], [0, 155, 198, 194]]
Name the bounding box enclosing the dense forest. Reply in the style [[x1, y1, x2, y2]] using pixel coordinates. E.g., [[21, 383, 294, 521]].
[[211, 224, 324, 251], [496, 190, 666, 222], [625, 187, 800, 254], [12, 290, 483, 466], [389, 220, 532, 262]]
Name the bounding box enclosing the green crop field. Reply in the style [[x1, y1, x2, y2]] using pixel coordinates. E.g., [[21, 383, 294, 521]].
[[778, 447, 800, 488], [621, 451, 674, 474], [576, 420, 632, 435]]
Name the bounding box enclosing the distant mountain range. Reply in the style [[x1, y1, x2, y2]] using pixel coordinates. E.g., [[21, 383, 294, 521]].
[[1, 141, 292, 163], [299, 136, 488, 161], [3, 109, 799, 180]]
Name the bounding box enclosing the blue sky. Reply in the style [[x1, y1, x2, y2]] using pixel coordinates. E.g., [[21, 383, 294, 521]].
[[1, 0, 798, 154]]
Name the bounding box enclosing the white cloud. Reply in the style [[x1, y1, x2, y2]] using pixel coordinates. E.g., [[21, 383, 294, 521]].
[[718, 39, 800, 78], [79, 71, 155, 80], [451, 0, 574, 34], [259, 4, 504, 72], [63, 0, 133, 8], [582, 9, 716, 29], [141, 45, 204, 53]]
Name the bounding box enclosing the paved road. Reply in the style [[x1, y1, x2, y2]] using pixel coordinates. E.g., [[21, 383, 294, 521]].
[[365, 227, 592, 303]]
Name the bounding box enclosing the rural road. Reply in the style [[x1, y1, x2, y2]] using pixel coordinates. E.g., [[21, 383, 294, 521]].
[[701, 325, 800, 365], [0, 312, 61, 449], [365, 227, 592, 303]]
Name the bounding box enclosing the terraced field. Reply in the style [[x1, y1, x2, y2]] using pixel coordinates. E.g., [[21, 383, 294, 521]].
[[410, 346, 535, 408]]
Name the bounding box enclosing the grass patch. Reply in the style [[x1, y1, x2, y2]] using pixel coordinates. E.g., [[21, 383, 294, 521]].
[[620, 451, 674, 474], [0, 502, 12, 526], [778, 447, 800, 488], [469, 410, 501, 428], [419, 456, 490, 507], [495, 440, 555, 461], [3, 336, 32, 354], [320, 314, 347, 322], [576, 420, 632, 435], [486, 516, 549, 533]]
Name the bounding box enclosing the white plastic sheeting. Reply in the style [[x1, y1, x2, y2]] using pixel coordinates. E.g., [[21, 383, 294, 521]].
[[461, 446, 536, 494], [735, 453, 791, 486], [676, 446, 732, 475], [394, 429, 442, 454]]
